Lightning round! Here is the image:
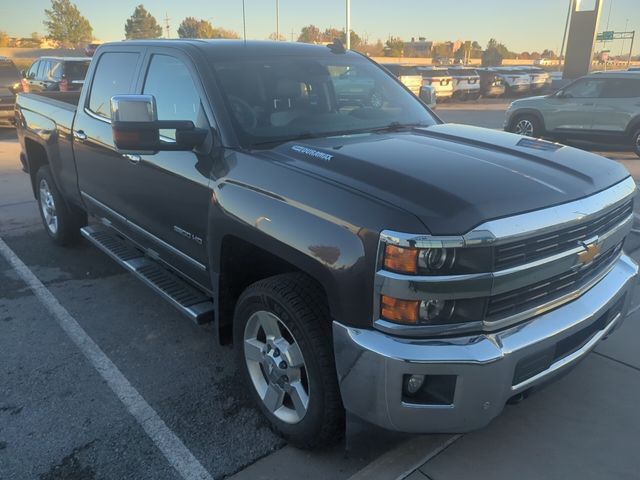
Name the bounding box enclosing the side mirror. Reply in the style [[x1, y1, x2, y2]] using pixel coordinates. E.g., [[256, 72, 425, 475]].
[[110, 94, 208, 154]]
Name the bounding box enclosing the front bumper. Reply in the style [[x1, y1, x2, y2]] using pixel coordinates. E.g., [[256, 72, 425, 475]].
[[333, 254, 638, 433]]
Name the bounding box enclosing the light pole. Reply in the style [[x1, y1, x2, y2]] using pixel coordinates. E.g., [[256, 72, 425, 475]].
[[276, 0, 280, 41], [242, 0, 247, 42], [346, 0, 351, 50], [559, 0, 574, 71]]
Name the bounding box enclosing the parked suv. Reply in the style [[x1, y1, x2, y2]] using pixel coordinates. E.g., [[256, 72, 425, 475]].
[[505, 71, 640, 157], [476, 68, 506, 97], [492, 67, 531, 95], [22, 57, 91, 92], [0, 56, 22, 125], [447, 67, 481, 100], [417, 67, 454, 101]]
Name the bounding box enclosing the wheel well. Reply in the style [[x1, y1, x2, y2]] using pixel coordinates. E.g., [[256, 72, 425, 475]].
[[510, 110, 545, 132], [24, 138, 49, 197], [626, 117, 640, 137], [217, 235, 329, 344]]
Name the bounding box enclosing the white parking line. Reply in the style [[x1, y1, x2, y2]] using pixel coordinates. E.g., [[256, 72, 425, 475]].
[[0, 237, 213, 480]]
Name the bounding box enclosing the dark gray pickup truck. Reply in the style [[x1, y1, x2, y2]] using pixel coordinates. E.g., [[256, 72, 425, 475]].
[[15, 40, 638, 448]]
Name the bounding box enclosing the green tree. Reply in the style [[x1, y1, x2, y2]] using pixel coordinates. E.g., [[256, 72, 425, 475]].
[[124, 4, 162, 39], [482, 38, 508, 67], [210, 27, 240, 39], [297, 24, 322, 43], [178, 17, 215, 38], [43, 0, 92, 47], [384, 37, 404, 57]]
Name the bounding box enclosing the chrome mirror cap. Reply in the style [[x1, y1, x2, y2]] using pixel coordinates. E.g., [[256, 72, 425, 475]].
[[110, 94, 157, 123]]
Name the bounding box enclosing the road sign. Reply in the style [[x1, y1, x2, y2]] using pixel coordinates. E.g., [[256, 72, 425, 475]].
[[597, 31, 614, 41]]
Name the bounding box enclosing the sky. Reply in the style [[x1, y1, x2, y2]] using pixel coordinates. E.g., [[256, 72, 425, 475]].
[[0, 0, 638, 55]]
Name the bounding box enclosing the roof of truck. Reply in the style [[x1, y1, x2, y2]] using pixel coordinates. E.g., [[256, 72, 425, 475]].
[[100, 39, 358, 58]]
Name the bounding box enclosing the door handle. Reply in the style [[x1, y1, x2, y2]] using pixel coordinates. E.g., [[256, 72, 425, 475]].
[[123, 154, 141, 163], [73, 130, 87, 141]]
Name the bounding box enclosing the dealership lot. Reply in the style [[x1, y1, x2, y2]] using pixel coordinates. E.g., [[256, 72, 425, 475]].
[[1, 101, 640, 480]]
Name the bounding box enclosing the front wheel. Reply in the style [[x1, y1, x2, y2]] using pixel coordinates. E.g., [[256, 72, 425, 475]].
[[632, 129, 640, 158], [511, 114, 541, 137], [36, 166, 86, 246], [234, 273, 344, 449]]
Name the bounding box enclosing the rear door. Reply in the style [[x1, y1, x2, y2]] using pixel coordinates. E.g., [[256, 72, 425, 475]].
[[591, 78, 640, 134], [73, 48, 143, 234], [25, 60, 43, 92], [545, 77, 605, 132]]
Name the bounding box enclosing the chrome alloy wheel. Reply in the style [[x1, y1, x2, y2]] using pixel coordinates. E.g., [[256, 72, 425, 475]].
[[514, 118, 534, 137], [243, 310, 310, 424], [39, 178, 58, 235]]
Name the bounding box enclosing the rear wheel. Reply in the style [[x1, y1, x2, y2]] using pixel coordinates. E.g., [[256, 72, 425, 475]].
[[36, 166, 86, 246], [234, 273, 344, 449], [511, 114, 541, 137], [632, 129, 640, 158]]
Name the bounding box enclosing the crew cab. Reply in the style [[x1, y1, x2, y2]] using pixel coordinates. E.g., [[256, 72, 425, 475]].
[[15, 40, 638, 448]]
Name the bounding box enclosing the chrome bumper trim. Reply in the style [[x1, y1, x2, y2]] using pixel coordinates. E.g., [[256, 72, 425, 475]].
[[335, 254, 638, 433]]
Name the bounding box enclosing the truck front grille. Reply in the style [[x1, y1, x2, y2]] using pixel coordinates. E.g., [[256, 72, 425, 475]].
[[494, 199, 632, 270], [487, 241, 623, 320]]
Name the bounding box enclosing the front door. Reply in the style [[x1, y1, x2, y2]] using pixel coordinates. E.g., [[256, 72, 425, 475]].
[[546, 77, 605, 132], [118, 51, 215, 287]]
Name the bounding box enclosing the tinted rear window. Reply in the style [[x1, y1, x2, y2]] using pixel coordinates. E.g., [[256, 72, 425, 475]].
[[601, 78, 640, 98], [0, 60, 21, 86], [448, 69, 477, 76], [418, 70, 449, 78], [64, 61, 90, 80], [88, 52, 139, 118]]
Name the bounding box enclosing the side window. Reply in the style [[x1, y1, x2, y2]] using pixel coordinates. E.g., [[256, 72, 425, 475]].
[[88, 52, 140, 119], [27, 61, 39, 79], [36, 60, 49, 80], [563, 78, 605, 98], [142, 54, 204, 140], [601, 79, 640, 98], [49, 61, 62, 81]]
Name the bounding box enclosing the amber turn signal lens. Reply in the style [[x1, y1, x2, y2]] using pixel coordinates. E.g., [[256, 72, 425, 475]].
[[384, 245, 418, 274], [381, 295, 420, 324]]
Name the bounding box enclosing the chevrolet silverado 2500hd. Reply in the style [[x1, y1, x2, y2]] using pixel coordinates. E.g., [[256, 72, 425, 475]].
[[15, 40, 638, 448]]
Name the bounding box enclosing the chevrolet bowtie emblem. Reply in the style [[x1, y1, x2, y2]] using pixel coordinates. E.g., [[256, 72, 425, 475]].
[[578, 241, 600, 265]]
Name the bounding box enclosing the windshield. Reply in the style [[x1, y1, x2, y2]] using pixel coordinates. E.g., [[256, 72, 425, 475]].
[[212, 53, 436, 148]]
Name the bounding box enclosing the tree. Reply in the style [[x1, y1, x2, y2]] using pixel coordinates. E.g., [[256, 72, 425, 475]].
[[43, 0, 92, 47], [124, 4, 162, 39], [178, 17, 215, 38], [482, 38, 503, 66], [357, 39, 384, 57], [268, 32, 286, 41], [384, 37, 404, 57], [298, 24, 322, 43], [541, 49, 557, 59], [210, 27, 240, 39]]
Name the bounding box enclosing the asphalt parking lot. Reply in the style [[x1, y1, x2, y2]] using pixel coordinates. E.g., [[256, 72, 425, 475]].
[[1, 101, 640, 480]]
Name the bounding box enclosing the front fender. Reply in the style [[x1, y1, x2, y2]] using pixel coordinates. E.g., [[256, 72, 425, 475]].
[[209, 179, 371, 324]]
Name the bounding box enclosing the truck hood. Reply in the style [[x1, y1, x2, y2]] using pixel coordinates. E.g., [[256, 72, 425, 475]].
[[261, 124, 630, 235]]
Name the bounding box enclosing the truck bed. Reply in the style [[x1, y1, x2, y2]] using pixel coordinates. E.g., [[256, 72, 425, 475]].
[[16, 91, 80, 136]]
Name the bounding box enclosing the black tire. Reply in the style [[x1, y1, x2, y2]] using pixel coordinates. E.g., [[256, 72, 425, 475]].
[[35, 165, 86, 246], [510, 114, 542, 137], [234, 273, 344, 449], [632, 129, 640, 158]]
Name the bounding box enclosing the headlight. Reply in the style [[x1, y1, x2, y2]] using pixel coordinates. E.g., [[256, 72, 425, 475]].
[[380, 295, 486, 326], [383, 244, 491, 275]]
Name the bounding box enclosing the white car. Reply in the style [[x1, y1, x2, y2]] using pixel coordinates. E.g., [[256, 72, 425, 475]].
[[490, 67, 531, 95], [513, 66, 550, 92], [417, 67, 454, 101], [447, 67, 481, 100]]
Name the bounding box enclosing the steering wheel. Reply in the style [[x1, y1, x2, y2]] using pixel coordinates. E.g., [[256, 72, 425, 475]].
[[228, 95, 258, 130]]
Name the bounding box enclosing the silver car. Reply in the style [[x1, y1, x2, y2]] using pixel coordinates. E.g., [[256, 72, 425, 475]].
[[505, 71, 640, 157]]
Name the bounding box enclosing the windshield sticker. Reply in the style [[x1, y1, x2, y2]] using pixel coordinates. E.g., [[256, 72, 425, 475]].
[[516, 137, 563, 152], [291, 145, 334, 162]]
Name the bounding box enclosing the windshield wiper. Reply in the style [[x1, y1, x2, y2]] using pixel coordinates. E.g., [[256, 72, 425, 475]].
[[366, 122, 429, 133]]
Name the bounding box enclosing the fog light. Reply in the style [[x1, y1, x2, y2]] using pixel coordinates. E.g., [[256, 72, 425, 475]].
[[404, 374, 425, 395]]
